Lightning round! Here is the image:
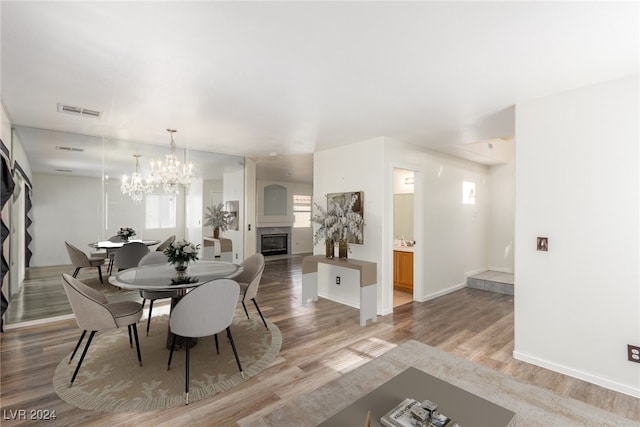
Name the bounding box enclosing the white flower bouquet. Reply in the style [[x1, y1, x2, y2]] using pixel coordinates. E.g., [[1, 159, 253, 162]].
[[164, 239, 200, 268], [117, 227, 136, 241]]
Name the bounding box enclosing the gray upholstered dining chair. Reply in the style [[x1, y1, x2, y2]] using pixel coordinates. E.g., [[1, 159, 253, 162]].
[[65, 241, 105, 283], [234, 253, 268, 329], [167, 278, 243, 405], [137, 251, 179, 335], [61, 273, 143, 386], [105, 234, 125, 274], [112, 241, 149, 272], [155, 235, 175, 252]]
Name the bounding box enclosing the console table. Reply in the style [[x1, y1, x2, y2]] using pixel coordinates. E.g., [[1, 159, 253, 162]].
[[302, 255, 377, 326], [202, 237, 233, 262]]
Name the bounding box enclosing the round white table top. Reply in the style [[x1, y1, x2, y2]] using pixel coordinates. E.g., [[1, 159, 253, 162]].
[[108, 261, 243, 291]]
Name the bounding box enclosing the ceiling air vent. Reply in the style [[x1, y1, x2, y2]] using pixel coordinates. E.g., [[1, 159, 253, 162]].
[[55, 146, 84, 152], [57, 103, 102, 119]]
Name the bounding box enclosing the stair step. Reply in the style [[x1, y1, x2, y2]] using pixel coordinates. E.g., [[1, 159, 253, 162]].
[[467, 271, 514, 295]]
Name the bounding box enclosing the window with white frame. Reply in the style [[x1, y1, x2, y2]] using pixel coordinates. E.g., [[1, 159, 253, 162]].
[[293, 194, 312, 228], [145, 194, 177, 228]]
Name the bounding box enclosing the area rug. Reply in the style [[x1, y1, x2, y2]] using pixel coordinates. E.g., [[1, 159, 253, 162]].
[[53, 313, 281, 411], [240, 340, 637, 427]]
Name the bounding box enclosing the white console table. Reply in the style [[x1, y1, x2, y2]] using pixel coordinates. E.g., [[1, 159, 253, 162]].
[[302, 255, 377, 326], [202, 237, 233, 262]]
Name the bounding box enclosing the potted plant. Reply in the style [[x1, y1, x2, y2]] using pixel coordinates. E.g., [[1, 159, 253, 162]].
[[204, 203, 230, 238], [164, 239, 200, 272], [117, 227, 136, 242], [311, 194, 364, 259]]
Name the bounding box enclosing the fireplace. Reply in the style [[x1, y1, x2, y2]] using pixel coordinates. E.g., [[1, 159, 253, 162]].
[[261, 233, 288, 256]]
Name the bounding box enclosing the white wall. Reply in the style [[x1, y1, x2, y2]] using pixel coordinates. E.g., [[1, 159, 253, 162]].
[[32, 173, 185, 266], [514, 75, 639, 397], [223, 168, 245, 262], [488, 144, 515, 272], [32, 174, 103, 266], [1, 102, 10, 148]]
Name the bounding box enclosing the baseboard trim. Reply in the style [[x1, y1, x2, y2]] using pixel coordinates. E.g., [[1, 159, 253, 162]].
[[417, 282, 466, 303], [513, 350, 640, 398], [317, 291, 360, 310], [4, 314, 75, 331]]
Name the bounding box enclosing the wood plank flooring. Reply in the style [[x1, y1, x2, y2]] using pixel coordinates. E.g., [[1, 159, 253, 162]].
[[1, 255, 638, 426]]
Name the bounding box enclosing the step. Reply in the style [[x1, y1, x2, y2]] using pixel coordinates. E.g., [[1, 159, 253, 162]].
[[467, 271, 514, 295]]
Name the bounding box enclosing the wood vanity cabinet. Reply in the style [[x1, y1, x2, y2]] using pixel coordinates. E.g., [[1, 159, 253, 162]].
[[393, 250, 413, 291]]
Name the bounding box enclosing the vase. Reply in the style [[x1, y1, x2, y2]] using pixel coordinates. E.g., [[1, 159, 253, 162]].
[[213, 227, 220, 239], [325, 238, 334, 258], [174, 262, 188, 272], [338, 239, 348, 259]]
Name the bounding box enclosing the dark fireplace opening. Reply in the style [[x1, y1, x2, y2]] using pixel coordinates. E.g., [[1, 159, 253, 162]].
[[261, 233, 288, 256]]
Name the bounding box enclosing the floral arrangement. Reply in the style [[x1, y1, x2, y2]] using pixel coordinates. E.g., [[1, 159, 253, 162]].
[[117, 227, 136, 241], [164, 239, 200, 267], [311, 193, 364, 245], [204, 203, 231, 232]]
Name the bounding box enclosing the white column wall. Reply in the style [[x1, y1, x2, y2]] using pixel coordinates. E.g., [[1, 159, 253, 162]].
[[223, 168, 245, 262], [488, 146, 515, 273], [514, 75, 639, 397], [244, 159, 257, 257], [313, 137, 385, 309]]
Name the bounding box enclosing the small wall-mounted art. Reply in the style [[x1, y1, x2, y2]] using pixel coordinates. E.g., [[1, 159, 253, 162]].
[[327, 191, 364, 244], [225, 200, 239, 231], [537, 237, 548, 252]]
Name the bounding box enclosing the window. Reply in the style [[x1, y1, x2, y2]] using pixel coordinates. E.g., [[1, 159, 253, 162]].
[[463, 181, 476, 205], [293, 194, 311, 228], [145, 194, 176, 228]]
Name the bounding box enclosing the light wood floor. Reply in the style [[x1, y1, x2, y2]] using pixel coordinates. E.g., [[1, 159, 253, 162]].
[[1, 256, 638, 426]]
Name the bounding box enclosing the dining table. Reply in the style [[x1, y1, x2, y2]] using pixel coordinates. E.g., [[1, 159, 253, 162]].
[[108, 260, 243, 291], [108, 260, 243, 349], [89, 239, 161, 274]]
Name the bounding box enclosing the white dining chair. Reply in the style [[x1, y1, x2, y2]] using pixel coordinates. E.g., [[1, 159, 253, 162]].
[[65, 241, 105, 283], [167, 278, 243, 405], [61, 273, 143, 386], [234, 253, 268, 329], [155, 235, 175, 252]]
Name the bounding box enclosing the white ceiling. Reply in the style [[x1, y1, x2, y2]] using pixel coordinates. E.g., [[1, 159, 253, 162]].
[[1, 2, 637, 180]]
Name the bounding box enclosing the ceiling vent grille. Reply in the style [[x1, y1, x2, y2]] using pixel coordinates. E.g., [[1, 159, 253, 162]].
[[55, 146, 84, 152], [57, 103, 102, 119]]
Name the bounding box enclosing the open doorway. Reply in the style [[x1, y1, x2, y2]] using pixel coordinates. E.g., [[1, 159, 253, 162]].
[[392, 168, 416, 308]]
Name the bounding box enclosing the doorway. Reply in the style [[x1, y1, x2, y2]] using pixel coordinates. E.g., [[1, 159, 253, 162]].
[[392, 168, 416, 308]]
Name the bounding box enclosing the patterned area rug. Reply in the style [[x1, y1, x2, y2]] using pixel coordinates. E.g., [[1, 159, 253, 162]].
[[53, 314, 281, 411], [241, 340, 636, 427]]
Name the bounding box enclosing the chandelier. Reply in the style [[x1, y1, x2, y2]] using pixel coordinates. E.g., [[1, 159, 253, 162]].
[[150, 129, 193, 194], [121, 155, 153, 203]]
